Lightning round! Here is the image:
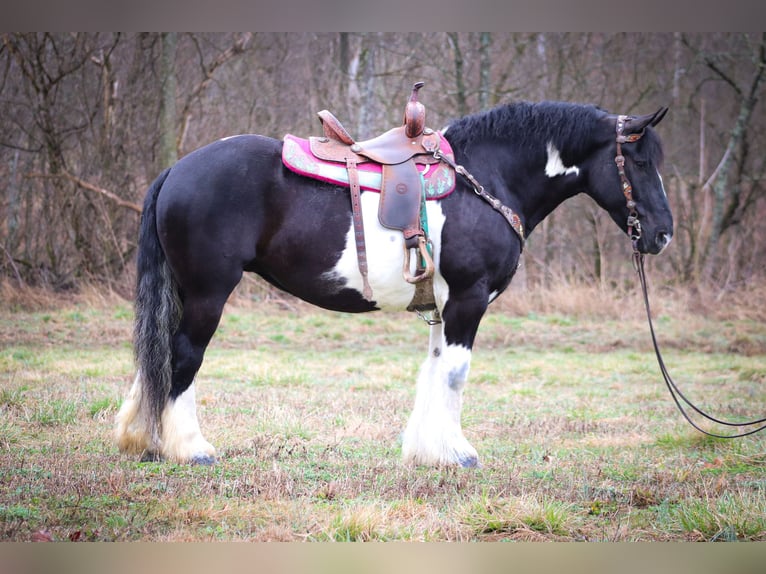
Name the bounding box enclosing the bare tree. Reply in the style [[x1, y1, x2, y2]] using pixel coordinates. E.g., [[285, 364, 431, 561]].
[[478, 32, 492, 110], [447, 33, 468, 117], [157, 32, 178, 171], [673, 33, 766, 284], [1, 33, 765, 291]]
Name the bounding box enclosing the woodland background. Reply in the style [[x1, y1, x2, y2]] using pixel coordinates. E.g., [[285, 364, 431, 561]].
[[1, 32, 765, 297]]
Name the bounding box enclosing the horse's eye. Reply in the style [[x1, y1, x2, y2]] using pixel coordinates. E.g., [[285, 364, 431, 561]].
[[634, 159, 648, 169]]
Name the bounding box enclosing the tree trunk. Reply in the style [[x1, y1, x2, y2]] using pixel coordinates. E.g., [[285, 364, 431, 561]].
[[339, 32, 350, 108], [700, 34, 766, 280], [479, 32, 491, 109], [356, 34, 377, 138], [157, 32, 178, 171], [447, 33, 467, 117]]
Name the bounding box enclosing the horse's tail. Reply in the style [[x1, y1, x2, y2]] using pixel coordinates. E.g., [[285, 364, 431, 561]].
[[133, 167, 179, 451]]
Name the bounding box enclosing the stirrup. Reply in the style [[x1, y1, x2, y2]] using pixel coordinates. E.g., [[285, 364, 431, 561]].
[[402, 236, 434, 284]]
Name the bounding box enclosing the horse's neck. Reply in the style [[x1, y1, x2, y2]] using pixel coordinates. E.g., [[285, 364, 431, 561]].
[[452, 131, 588, 238], [496, 144, 584, 237], [522, 176, 583, 235]]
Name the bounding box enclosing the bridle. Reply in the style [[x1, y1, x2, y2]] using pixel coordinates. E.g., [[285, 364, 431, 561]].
[[615, 115, 644, 252], [616, 116, 766, 438]]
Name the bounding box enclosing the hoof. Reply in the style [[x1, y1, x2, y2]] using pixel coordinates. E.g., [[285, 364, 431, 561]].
[[458, 455, 480, 468], [138, 451, 215, 465], [140, 451, 162, 463], [190, 454, 216, 466]]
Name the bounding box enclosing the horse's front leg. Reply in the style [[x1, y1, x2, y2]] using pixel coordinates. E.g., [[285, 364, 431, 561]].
[[402, 295, 485, 467]]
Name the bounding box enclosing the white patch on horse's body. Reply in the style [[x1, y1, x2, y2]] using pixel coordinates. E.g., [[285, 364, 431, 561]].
[[545, 142, 580, 178], [656, 172, 673, 253], [326, 192, 448, 310], [326, 195, 478, 465], [402, 330, 478, 467]]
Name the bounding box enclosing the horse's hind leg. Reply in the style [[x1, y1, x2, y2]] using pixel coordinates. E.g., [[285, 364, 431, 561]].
[[159, 288, 235, 464]]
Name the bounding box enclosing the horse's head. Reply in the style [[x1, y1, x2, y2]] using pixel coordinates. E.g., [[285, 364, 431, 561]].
[[588, 108, 673, 255]]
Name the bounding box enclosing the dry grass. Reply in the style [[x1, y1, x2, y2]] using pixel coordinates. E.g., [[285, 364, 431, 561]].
[[1, 278, 766, 542], [4, 270, 766, 321], [496, 275, 766, 323]]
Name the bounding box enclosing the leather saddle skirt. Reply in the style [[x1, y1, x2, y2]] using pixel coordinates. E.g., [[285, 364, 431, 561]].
[[281, 134, 456, 200]]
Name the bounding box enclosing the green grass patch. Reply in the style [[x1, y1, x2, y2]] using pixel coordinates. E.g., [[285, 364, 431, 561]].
[[1, 299, 765, 541], [89, 397, 118, 418], [0, 385, 27, 408], [28, 399, 79, 426], [671, 493, 766, 541]]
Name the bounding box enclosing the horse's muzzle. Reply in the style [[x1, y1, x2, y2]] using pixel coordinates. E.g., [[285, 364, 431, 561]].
[[643, 230, 673, 255]]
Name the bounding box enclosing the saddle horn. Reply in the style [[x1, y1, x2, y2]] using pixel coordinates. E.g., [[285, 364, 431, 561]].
[[404, 82, 426, 138]]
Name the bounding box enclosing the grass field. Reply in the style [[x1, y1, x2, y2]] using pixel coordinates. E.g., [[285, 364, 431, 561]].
[[1, 280, 766, 542]]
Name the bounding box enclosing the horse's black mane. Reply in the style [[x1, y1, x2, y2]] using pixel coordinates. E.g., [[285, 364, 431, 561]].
[[444, 100, 664, 167], [444, 101, 605, 157]]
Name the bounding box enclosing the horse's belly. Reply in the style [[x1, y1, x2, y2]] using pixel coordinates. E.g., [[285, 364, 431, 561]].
[[325, 193, 447, 311]]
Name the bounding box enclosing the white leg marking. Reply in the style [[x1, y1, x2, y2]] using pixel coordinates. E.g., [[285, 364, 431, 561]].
[[160, 382, 216, 464], [545, 142, 580, 178], [402, 324, 478, 467], [115, 372, 153, 455]]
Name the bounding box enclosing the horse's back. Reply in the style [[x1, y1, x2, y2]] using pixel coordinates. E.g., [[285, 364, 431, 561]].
[[159, 134, 281, 207], [151, 134, 367, 309], [154, 135, 282, 292]]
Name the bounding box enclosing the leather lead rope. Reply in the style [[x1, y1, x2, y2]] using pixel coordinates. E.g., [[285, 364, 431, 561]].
[[616, 115, 766, 437], [634, 252, 766, 438]]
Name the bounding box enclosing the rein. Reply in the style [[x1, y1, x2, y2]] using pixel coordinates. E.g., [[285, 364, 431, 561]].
[[617, 116, 766, 438]]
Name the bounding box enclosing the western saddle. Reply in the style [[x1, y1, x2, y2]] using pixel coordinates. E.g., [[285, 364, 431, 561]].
[[309, 82, 443, 310]]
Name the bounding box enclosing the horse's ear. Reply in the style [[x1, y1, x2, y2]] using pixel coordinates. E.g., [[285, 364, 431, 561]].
[[650, 107, 669, 127], [627, 107, 669, 133]]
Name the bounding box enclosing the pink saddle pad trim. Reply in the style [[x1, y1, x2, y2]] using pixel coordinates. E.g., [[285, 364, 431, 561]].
[[282, 134, 456, 199]]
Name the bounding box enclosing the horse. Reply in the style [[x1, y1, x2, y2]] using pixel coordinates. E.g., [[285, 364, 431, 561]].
[[115, 99, 673, 468]]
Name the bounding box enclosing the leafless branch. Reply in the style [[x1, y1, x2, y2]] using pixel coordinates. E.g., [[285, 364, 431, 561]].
[[62, 171, 143, 213], [701, 144, 733, 194], [30, 170, 143, 213], [1, 244, 24, 285], [177, 33, 253, 150]]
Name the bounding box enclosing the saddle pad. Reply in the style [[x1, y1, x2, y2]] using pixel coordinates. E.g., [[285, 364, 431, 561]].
[[282, 134, 456, 200]]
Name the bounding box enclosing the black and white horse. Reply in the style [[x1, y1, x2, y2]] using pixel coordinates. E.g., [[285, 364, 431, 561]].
[[115, 101, 673, 467]]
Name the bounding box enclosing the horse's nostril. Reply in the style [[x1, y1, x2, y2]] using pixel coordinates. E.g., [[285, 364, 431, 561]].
[[657, 231, 672, 250]]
